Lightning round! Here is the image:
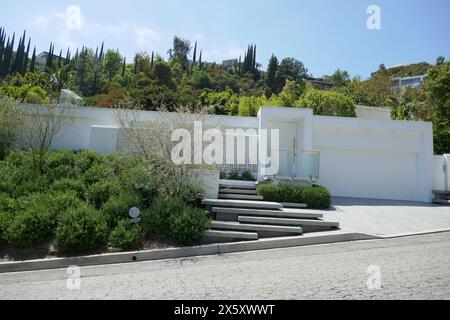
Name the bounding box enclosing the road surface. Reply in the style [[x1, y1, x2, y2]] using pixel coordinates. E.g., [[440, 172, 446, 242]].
[[1, 232, 449, 300]]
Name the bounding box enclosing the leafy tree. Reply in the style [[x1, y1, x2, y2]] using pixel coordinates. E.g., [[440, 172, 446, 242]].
[[422, 61, 450, 154], [192, 69, 212, 89], [103, 50, 123, 81], [171, 36, 191, 70], [134, 51, 151, 74], [277, 57, 308, 86], [297, 88, 356, 117], [151, 61, 175, 88], [326, 69, 351, 86], [436, 56, 445, 66]]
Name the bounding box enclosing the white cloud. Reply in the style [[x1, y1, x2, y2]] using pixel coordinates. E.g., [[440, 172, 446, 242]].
[[133, 25, 162, 47], [27, 5, 163, 54], [65, 5, 83, 30], [30, 15, 49, 28], [202, 46, 245, 63]]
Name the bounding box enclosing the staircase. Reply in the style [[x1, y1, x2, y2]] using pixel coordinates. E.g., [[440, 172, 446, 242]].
[[433, 190, 450, 206], [202, 180, 340, 243]]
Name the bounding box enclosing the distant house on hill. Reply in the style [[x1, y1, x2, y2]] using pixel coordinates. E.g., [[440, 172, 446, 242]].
[[306, 77, 334, 90], [390, 75, 427, 89], [36, 51, 68, 66], [221, 59, 238, 68]]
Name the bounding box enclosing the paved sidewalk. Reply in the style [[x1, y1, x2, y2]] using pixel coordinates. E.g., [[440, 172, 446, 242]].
[[321, 197, 450, 236]]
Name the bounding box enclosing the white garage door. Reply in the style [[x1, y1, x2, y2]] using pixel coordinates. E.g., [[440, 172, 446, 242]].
[[319, 149, 419, 201]]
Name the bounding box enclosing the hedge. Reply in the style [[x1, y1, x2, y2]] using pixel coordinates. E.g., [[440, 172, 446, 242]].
[[257, 184, 331, 209]]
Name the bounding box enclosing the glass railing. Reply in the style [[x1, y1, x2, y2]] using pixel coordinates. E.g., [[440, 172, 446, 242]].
[[276, 148, 320, 182]]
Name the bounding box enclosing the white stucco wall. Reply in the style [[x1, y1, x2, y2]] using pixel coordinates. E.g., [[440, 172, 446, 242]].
[[356, 105, 392, 120], [312, 116, 433, 202], [19, 104, 437, 202], [432, 155, 449, 192]]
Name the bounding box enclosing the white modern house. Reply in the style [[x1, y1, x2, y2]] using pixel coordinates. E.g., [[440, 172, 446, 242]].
[[31, 103, 448, 204]]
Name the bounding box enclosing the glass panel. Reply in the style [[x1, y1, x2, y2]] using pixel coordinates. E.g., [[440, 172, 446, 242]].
[[277, 149, 320, 181]]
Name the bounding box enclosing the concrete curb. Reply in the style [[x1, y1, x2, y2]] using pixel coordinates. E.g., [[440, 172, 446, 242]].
[[217, 231, 381, 254], [2, 229, 449, 274], [0, 244, 219, 274]]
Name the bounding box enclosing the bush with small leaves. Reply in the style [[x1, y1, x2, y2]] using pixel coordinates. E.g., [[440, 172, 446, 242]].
[[257, 184, 331, 209], [141, 196, 186, 237], [0, 211, 12, 245], [55, 205, 109, 252], [82, 163, 115, 186], [167, 206, 210, 245], [226, 170, 240, 181], [119, 167, 158, 208], [178, 182, 204, 207], [101, 192, 142, 228], [108, 220, 141, 251], [50, 178, 86, 199], [241, 171, 255, 181], [85, 180, 121, 209]]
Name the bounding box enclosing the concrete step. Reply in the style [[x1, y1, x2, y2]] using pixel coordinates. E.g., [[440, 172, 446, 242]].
[[432, 190, 450, 195], [282, 202, 308, 209], [202, 199, 283, 210], [219, 188, 258, 195], [219, 184, 257, 190], [211, 221, 303, 236], [202, 230, 258, 243], [238, 216, 340, 233], [212, 207, 324, 221], [219, 194, 264, 201], [433, 199, 450, 206], [219, 180, 257, 190]]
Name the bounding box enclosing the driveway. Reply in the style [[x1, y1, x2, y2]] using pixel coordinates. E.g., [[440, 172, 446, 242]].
[[323, 197, 450, 236]]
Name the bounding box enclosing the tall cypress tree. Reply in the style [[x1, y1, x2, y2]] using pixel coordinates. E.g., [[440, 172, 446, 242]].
[[265, 54, 279, 97], [253, 45, 257, 72], [150, 51, 154, 69], [30, 46, 36, 73], [58, 49, 63, 68], [199, 50, 202, 67], [46, 42, 54, 69], [22, 38, 31, 74], [122, 57, 126, 77], [192, 41, 197, 64]]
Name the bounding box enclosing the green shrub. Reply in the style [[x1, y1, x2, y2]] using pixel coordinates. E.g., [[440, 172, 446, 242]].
[[141, 196, 186, 236], [119, 167, 158, 207], [241, 171, 255, 181], [104, 153, 141, 175], [0, 211, 12, 245], [257, 184, 331, 209], [108, 220, 141, 250], [302, 186, 331, 209], [7, 203, 54, 247], [55, 205, 109, 252], [297, 88, 356, 117], [101, 192, 142, 228], [85, 180, 121, 209], [167, 206, 210, 245], [82, 163, 115, 186], [178, 182, 204, 207], [6, 191, 85, 247], [50, 178, 86, 199], [73, 150, 103, 174], [226, 170, 240, 181]]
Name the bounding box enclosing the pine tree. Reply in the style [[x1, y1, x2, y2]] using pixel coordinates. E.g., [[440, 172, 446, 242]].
[[30, 47, 36, 73]]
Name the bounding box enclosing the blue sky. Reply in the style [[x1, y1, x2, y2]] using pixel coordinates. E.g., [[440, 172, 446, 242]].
[[1, 0, 449, 78]]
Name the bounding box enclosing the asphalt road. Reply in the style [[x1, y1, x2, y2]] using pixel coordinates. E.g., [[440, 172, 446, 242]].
[[1, 232, 449, 300]]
